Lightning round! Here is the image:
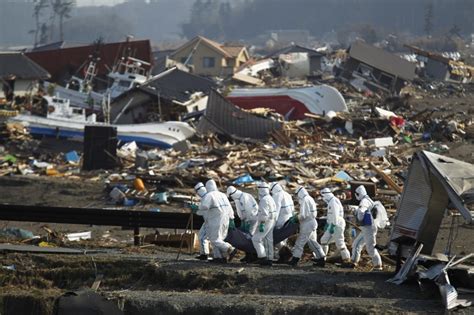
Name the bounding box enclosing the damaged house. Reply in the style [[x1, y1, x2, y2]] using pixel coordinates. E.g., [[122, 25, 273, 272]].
[[169, 36, 250, 77], [0, 52, 50, 101], [266, 44, 325, 77], [340, 41, 416, 94], [110, 67, 216, 124], [406, 45, 473, 84]]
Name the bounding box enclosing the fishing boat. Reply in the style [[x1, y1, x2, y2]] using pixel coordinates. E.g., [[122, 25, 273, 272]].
[[9, 95, 195, 148], [44, 57, 151, 111]]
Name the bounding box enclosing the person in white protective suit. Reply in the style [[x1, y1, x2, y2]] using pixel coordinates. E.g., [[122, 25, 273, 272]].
[[194, 182, 210, 260], [201, 179, 238, 263], [319, 188, 351, 264], [270, 183, 295, 261], [351, 185, 383, 270], [251, 182, 277, 266], [226, 186, 259, 235], [288, 186, 326, 267], [227, 185, 259, 263]]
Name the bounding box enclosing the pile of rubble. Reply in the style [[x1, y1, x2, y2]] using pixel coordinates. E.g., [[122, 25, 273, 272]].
[[0, 90, 471, 212]]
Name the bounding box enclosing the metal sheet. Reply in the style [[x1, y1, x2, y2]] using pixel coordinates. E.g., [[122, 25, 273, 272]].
[[197, 89, 282, 141], [391, 157, 432, 240]]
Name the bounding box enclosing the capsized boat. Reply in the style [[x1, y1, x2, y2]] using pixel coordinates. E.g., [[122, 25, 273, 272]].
[[44, 57, 151, 111], [227, 85, 347, 120], [9, 96, 195, 148]]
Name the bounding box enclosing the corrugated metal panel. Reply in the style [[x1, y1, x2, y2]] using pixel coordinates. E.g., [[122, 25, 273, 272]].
[[391, 156, 432, 240], [197, 89, 282, 141]]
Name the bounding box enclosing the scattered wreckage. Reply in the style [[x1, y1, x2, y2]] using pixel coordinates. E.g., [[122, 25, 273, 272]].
[[388, 151, 474, 310], [1, 35, 474, 313]]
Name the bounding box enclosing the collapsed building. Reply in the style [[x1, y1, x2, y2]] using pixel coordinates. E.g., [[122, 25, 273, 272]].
[[0, 52, 50, 101], [110, 67, 216, 123], [265, 44, 326, 78], [340, 41, 416, 94], [406, 45, 474, 84]]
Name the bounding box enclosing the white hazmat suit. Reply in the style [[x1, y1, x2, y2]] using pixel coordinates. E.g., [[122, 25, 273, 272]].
[[291, 186, 326, 263], [270, 183, 295, 260], [319, 188, 350, 261], [351, 185, 382, 269], [251, 182, 277, 264], [227, 186, 259, 235], [194, 182, 209, 257], [270, 183, 295, 228], [200, 180, 236, 260]]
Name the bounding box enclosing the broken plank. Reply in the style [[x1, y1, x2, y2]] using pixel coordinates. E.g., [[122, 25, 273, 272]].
[[369, 162, 403, 194]]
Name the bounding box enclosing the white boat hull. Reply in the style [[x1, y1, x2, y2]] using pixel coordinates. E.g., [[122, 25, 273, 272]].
[[10, 114, 195, 149]]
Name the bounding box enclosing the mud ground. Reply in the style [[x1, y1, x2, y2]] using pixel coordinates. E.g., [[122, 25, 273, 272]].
[[0, 251, 459, 315]]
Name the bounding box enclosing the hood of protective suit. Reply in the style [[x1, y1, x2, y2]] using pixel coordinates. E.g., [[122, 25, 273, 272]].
[[270, 182, 283, 195], [226, 186, 242, 200], [320, 188, 334, 204], [258, 182, 270, 198], [205, 179, 218, 192], [355, 185, 367, 201], [194, 182, 207, 198], [296, 186, 308, 200]]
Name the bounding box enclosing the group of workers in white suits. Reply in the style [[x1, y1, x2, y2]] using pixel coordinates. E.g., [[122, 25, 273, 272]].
[[193, 179, 383, 271]]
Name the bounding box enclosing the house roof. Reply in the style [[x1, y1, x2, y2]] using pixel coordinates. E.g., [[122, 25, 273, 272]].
[[28, 41, 85, 53], [222, 45, 246, 58], [265, 44, 325, 58], [197, 89, 282, 141], [0, 52, 50, 80], [137, 67, 216, 103], [26, 40, 152, 83], [349, 41, 416, 81], [171, 36, 246, 60]]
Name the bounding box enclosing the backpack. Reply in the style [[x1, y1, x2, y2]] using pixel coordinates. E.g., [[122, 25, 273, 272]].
[[358, 199, 389, 229], [370, 200, 390, 229]]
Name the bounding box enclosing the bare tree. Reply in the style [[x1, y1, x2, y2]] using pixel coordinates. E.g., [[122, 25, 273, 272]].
[[49, 0, 75, 42], [49, 0, 57, 41], [424, 2, 434, 37], [39, 23, 49, 46], [31, 0, 49, 47], [57, 0, 75, 41]]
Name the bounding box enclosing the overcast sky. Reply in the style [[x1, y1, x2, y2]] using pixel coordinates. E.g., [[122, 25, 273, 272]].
[[77, 0, 125, 6]]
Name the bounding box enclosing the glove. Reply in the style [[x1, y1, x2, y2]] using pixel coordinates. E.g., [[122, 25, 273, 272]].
[[289, 214, 299, 224], [229, 219, 236, 230], [190, 203, 199, 213], [324, 223, 329, 231], [258, 222, 265, 233], [329, 224, 336, 234], [241, 220, 250, 233], [244, 222, 250, 233]]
